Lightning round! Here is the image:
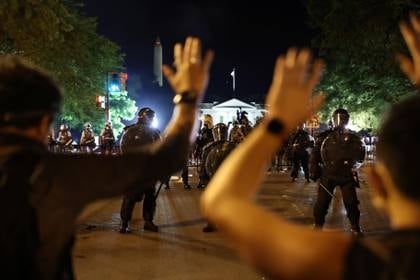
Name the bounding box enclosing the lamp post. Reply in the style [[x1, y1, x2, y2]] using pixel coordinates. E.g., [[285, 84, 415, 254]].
[[105, 72, 110, 122]]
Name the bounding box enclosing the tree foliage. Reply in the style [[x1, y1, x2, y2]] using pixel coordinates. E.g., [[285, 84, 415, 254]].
[[304, 0, 420, 131], [0, 0, 136, 135]]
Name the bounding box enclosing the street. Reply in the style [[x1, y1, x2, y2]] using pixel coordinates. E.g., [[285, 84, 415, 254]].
[[74, 168, 389, 280]]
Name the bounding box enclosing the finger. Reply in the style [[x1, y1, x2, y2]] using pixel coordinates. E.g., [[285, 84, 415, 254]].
[[396, 53, 415, 81], [410, 13, 420, 33], [285, 48, 298, 68], [202, 50, 215, 72], [306, 59, 324, 91], [296, 48, 312, 81], [297, 48, 311, 67], [162, 65, 175, 84], [273, 56, 285, 84], [400, 22, 420, 60], [174, 43, 182, 68], [183, 37, 193, 65], [191, 38, 201, 63]]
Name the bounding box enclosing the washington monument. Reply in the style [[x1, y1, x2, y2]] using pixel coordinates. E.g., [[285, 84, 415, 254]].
[[153, 37, 163, 87]]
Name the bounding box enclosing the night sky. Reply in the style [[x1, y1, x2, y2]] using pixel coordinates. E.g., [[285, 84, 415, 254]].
[[84, 1, 314, 125]]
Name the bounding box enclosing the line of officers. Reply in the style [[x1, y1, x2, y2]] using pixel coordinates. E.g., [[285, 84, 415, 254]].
[[48, 107, 366, 235], [47, 121, 116, 154], [194, 108, 366, 235]]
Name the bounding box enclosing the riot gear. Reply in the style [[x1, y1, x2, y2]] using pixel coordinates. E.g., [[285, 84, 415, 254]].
[[100, 122, 115, 155], [212, 123, 228, 142], [59, 124, 69, 131], [57, 124, 72, 153], [197, 123, 236, 187], [310, 109, 365, 234], [119, 109, 162, 233], [80, 123, 96, 153], [320, 131, 365, 174], [229, 122, 246, 144], [288, 126, 311, 182], [137, 107, 155, 126], [332, 108, 349, 130], [197, 122, 237, 232]]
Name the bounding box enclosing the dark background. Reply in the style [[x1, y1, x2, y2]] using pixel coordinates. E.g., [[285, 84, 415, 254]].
[[85, 0, 314, 125]]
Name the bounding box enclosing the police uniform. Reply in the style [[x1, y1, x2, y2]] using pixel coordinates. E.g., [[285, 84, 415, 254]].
[[99, 122, 115, 155], [289, 128, 311, 181], [310, 109, 365, 233], [119, 108, 161, 233], [80, 123, 96, 153], [57, 124, 72, 153], [229, 122, 246, 144], [195, 124, 215, 188], [200, 123, 236, 232]]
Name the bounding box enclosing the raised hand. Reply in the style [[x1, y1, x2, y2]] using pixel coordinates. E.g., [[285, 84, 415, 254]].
[[398, 13, 420, 86], [163, 37, 214, 104], [265, 48, 324, 132]]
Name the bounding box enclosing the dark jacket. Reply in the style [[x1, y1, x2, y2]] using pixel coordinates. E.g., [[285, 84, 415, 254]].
[[0, 128, 190, 280]]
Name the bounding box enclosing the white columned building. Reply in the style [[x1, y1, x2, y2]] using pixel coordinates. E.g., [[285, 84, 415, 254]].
[[199, 98, 266, 126]]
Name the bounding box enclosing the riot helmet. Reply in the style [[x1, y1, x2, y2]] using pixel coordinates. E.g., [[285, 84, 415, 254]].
[[105, 121, 112, 129], [137, 107, 155, 126], [84, 122, 92, 129], [60, 124, 69, 131], [212, 123, 228, 142], [297, 123, 306, 131], [332, 108, 349, 129]]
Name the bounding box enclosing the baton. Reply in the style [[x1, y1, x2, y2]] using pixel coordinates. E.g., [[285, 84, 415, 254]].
[[154, 182, 164, 200], [319, 182, 338, 200]]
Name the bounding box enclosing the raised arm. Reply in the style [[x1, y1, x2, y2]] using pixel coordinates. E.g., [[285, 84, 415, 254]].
[[398, 13, 420, 86], [53, 37, 214, 202], [201, 49, 352, 280]]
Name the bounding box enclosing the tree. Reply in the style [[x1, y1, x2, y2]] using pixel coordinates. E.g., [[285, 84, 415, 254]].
[[304, 0, 420, 131], [0, 0, 136, 135], [109, 92, 137, 137]]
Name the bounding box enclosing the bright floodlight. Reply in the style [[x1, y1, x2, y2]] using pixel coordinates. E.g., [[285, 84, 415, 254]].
[[152, 117, 159, 129]]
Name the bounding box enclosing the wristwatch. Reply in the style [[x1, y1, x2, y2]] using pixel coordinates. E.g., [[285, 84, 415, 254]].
[[173, 91, 198, 105], [266, 118, 285, 135]]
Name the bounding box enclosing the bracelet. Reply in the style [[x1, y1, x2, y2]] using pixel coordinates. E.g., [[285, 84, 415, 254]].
[[173, 91, 198, 105]]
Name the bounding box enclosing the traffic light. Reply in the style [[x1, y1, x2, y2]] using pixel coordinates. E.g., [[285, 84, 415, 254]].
[[96, 95, 106, 109], [108, 71, 128, 93], [108, 72, 120, 92]]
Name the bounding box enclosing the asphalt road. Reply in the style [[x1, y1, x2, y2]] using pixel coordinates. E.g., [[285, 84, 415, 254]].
[[74, 168, 389, 280]]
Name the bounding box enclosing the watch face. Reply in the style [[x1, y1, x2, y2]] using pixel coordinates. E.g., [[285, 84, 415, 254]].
[[173, 94, 182, 104], [267, 119, 284, 134], [173, 92, 197, 104]]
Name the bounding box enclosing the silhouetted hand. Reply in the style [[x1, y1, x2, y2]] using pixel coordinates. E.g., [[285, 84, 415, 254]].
[[398, 13, 420, 86], [265, 48, 325, 133], [163, 37, 214, 104]]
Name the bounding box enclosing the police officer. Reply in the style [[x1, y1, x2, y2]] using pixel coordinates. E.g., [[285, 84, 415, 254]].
[[289, 123, 311, 182], [195, 114, 214, 188], [80, 122, 96, 153], [238, 110, 253, 136], [57, 124, 72, 153], [99, 121, 115, 155], [47, 127, 56, 152], [119, 108, 161, 233], [310, 109, 365, 234], [200, 123, 236, 232], [229, 121, 246, 144]]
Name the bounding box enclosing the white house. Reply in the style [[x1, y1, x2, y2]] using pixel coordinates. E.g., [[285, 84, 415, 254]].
[[199, 98, 266, 125]]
